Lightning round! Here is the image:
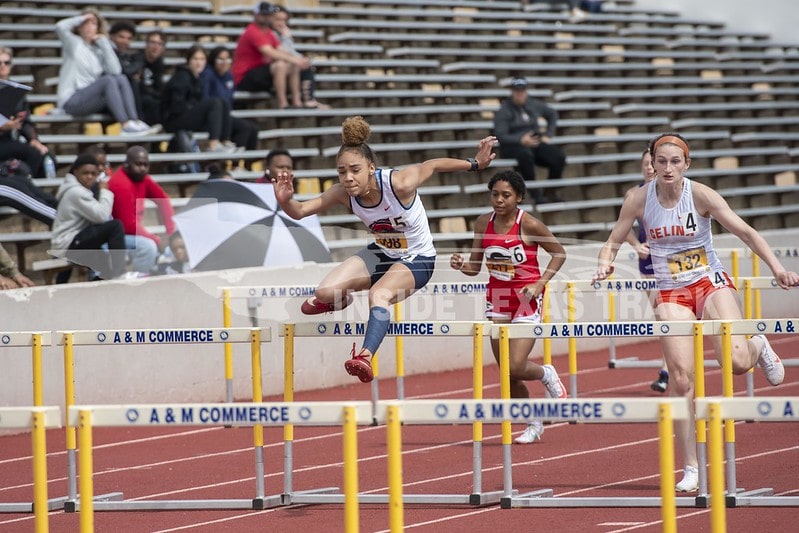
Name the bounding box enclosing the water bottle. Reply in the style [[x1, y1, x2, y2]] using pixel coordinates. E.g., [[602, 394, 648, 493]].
[[43, 155, 56, 180]]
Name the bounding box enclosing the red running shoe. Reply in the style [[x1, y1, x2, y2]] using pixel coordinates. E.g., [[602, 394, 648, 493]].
[[300, 294, 353, 315], [344, 343, 373, 383]]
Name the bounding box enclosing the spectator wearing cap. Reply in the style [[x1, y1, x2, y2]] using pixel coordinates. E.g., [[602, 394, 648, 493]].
[[492, 78, 566, 204], [232, 1, 311, 110], [51, 153, 127, 281]]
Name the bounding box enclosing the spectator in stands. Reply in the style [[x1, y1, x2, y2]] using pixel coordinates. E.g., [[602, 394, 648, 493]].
[[270, 5, 329, 109], [155, 231, 191, 275], [0, 158, 57, 227], [0, 244, 34, 289], [201, 46, 259, 155], [257, 148, 293, 184], [273, 116, 496, 383], [55, 10, 159, 136], [109, 21, 144, 90], [493, 77, 566, 205], [0, 47, 55, 180], [108, 145, 176, 274], [135, 30, 168, 127], [161, 44, 239, 154], [450, 170, 567, 444], [592, 132, 799, 493], [51, 153, 126, 281], [232, 2, 312, 110]]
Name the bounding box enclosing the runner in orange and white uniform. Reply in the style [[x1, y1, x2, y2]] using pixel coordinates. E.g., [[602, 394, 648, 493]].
[[593, 132, 799, 493]]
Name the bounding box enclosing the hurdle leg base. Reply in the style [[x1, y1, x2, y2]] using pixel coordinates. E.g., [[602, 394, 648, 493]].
[[251, 495, 285, 510], [694, 495, 709, 508], [64, 491, 124, 513], [727, 487, 775, 507], [468, 490, 507, 506], [281, 487, 340, 505]]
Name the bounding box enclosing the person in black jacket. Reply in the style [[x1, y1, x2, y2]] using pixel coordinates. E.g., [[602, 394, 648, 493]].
[[492, 78, 566, 204], [161, 44, 237, 154], [135, 30, 167, 127], [0, 47, 53, 179]]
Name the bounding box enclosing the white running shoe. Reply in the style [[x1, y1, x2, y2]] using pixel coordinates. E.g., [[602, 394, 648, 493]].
[[756, 335, 784, 386], [541, 364, 567, 399], [675, 465, 699, 492], [514, 420, 544, 444]]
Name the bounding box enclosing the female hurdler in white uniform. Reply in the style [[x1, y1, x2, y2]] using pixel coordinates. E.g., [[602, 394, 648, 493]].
[[592, 132, 798, 492]]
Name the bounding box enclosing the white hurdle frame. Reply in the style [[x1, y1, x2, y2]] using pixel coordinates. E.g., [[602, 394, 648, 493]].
[[0, 406, 60, 528], [56, 327, 277, 511], [67, 402, 373, 532], [281, 320, 509, 506], [0, 332, 62, 514]]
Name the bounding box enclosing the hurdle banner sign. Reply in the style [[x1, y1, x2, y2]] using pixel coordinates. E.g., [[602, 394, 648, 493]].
[[225, 282, 488, 300], [59, 328, 262, 345], [67, 402, 373, 427], [695, 397, 799, 420], [384, 398, 691, 424], [312, 322, 453, 336]]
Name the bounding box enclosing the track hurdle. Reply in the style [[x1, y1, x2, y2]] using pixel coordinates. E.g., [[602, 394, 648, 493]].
[[281, 320, 509, 506], [0, 331, 65, 514], [696, 396, 799, 513], [67, 401, 372, 532], [375, 396, 690, 523], [56, 327, 276, 511], [492, 321, 708, 508], [0, 406, 60, 528], [705, 319, 799, 507]]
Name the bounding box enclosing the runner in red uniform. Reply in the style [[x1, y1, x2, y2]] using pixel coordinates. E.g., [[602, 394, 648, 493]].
[[451, 170, 567, 443]]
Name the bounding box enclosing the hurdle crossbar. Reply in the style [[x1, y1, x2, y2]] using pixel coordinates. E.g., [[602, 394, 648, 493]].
[[0, 406, 60, 530], [57, 327, 276, 511], [67, 402, 371, 530], [281, 320, 508, 506]]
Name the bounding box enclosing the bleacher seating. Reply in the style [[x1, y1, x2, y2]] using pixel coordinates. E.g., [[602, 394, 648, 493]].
[[1, 0, 797, 278]]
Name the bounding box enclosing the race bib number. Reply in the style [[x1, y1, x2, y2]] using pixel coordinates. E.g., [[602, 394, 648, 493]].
[[667, 246, 709, 280], [375, 234, 409, 253], [485, 244, 525, 282]]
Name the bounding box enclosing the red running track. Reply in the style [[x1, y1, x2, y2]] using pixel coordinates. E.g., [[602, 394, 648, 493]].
[[1, 338, 798, 533]]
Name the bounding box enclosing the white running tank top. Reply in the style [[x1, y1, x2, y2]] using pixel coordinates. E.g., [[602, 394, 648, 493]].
[[350, 167, 436, 259], [643, 178, 725, 289]]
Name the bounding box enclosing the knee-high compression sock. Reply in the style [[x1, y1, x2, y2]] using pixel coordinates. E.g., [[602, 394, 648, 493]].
[[362, 306, 391, 355]]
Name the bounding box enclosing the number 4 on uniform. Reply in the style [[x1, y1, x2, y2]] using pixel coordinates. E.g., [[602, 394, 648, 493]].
[[684, 212, 696, 232], [714, 272, 729, 286]]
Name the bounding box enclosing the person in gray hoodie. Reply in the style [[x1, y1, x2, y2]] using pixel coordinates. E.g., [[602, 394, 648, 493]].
[[51, 153, 126, 281], [55, 10, 159, 136]]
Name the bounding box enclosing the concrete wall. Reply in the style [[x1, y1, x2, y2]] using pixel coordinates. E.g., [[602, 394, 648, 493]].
[[631, 0, 799, 45], [3, 229, 798, 414]]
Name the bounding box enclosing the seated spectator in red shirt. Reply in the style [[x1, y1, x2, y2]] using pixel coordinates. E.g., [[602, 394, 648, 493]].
[[232, 2, 311, 110], [108, 145, 176, 274]]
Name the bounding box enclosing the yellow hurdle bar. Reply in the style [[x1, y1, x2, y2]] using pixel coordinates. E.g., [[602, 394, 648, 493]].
[[342, 406, 359, 533], [658, 403, 676, 533], [78, 410, 94, 533], [222, 289, 234, 403], [707, 402, 726, 533], [31, 410, 49, 533], [387, 404, 403, 533]]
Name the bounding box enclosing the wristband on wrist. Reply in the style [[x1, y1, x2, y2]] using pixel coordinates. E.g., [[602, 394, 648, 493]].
[[466, 157, 479, 172]]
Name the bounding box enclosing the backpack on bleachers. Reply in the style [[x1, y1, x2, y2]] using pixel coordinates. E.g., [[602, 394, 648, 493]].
[[166, 130, 201, 174]]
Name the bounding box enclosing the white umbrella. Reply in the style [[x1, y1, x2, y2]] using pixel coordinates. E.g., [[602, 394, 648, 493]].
[[174, 180, 331, 271]]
